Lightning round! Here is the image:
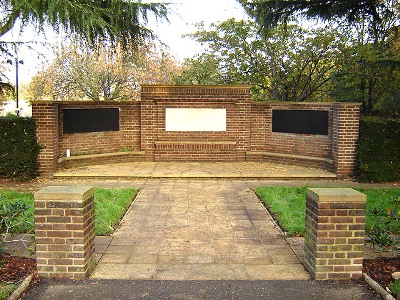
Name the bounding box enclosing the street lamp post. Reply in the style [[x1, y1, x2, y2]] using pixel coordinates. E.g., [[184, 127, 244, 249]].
[[7, 57, 23, 116]]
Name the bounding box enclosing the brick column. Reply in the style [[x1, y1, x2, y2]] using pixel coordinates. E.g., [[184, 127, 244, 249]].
[[236, 99, 252, 161], [332, 103, 361, 178], [140, 96, 157, 161], [31, 101, 60, 176], [304, 188, 366, 280], [34, 186, 95, 280]]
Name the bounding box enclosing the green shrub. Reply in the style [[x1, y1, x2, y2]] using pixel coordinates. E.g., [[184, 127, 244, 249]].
[[354, 117, 400, 182], [366, 195, 400, 256], [0, 115, 41, 181], [0, 194, 34, 254]]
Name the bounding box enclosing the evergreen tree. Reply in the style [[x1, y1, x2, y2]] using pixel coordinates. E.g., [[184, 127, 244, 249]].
[[0, 0, 169, 98], [0, 0, 168, 47], [238, 0, 397, 34]]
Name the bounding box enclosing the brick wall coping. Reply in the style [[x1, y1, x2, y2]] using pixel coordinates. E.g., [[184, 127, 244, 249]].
[[251, 101, 362, 107], [307, 188, 367, 202], [31, 100, 140, 105], [141, 85, 252, 95], [34, 186, 94, 201], [31, 99, 361, 107]]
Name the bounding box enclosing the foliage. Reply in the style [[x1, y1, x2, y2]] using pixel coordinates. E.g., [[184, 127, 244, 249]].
[[0, 63, 14, 107], [329, 7, 400, 116], [27, 43, 181, 101], [366, 195, 400, 256], [0, 0, 169, 49], [0, 115, 41, 181], [331, 42, 400, 116], [94, 188, 137, 236], [0, 198, 33, 235], [175, 19, 344, 102], [0, 1, 169, 87], [256, 186, 400, 238], [0, 192, 34, 254], [354, 117, 400, 182], [238, 0, 399, 36], [232, 0, 400, 115]]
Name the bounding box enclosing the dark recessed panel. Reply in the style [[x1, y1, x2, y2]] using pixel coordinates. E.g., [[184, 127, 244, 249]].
[[62, 108, 119, 134], [272, 110, 329, 135]]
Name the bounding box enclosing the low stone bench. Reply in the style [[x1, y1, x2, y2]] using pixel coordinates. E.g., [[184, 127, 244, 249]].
[[57, 151, 145, 169], [246, 151, 334, 170], [155, 141, 237, 161]]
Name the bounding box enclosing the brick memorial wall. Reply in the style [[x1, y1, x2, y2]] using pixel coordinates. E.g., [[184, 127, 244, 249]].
[[32, 85, 361, 177]]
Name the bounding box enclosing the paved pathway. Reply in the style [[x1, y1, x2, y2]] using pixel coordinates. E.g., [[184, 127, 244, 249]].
[[92, 180, 309, 280], [54, 161, 336, 180]]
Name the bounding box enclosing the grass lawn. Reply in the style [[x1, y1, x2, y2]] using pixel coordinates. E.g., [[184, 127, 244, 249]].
[[0, 283, 18, 300], [0, 187, 137, 237], [255, 186, 400, 236]]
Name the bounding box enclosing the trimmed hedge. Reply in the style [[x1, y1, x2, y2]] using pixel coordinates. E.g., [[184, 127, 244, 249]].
[[0, 115, 41, 181], [354, 117, 400, 182]]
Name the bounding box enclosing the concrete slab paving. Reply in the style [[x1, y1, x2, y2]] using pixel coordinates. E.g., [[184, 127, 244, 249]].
[[91, 180, 310, 281], [54, 161, 336, 180]]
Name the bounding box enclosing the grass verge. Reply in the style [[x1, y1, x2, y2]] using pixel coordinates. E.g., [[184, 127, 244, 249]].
[[0, 282, 18, 300], [94, 188, 137, 235], [0, 187, 137, 237], [389, 280, 400, 298], [255, 186, 400, 236]]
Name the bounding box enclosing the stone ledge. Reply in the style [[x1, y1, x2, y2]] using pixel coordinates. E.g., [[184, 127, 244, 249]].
[[246, 151, 333, 165], [57, 151, 145, 169], [155, 141, 236, 145]]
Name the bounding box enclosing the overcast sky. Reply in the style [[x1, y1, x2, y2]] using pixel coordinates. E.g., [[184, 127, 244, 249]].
[[3, 0, 247, 85], [146, 0, 247, 59]]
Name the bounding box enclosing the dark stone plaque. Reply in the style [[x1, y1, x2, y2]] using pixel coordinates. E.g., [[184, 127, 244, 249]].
[[62, 108, 119, 134], [272, 110, 329, 135]]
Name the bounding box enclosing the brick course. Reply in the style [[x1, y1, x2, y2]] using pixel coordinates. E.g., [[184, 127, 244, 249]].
[[32, 85, 361, 177]]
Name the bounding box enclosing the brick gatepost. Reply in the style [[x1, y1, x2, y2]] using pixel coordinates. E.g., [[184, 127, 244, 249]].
[[304, 188, 367, 280], [34, 186, 95, 280]]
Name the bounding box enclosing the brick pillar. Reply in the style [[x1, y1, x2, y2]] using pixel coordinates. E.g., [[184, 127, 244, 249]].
[[236, 99, 252, 161], [140, 95, 156, 161], [304, 188, 366, 280], [34, 186, 95, 280], [31, 101, 59, 176], [332, 103, 361, 178]]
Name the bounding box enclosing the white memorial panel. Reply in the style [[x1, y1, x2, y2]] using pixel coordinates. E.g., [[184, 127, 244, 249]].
[[165, 108, 226, 132]]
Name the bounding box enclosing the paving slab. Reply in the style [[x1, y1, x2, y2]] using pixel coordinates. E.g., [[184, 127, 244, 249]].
[[91, 180, 310, 280], [54, 161, 336, 180]]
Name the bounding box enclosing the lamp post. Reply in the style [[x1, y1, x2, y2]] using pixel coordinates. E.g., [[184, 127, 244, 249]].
[[7, 57, 23, 116]]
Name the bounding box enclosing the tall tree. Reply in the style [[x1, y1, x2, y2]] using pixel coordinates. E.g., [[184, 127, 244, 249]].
[[331, 22, 400, 116], [238, 0, 398, 35], [0, 0, 169, 48], [1, 0, 169, 103], [27, 43, 181, 101], [175, 19, 344, 102]]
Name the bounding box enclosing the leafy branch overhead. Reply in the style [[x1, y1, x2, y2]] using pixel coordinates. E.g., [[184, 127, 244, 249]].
[[0, 0, 169, 48], [238, 0, 397, 33]]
